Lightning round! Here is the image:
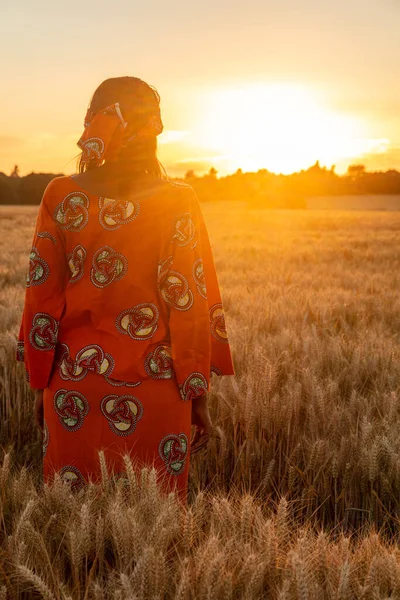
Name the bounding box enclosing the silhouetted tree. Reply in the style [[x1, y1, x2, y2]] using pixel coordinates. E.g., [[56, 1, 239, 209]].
[[1, 162, 400, 207], [17, 173, 62, 205], [347, 165, 366, 178], [0, 175, 17, 204], [184, 170, 196, 181]]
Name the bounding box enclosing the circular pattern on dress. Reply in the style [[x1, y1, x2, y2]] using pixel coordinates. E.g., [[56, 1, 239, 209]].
[[53, 389, 90, 432], [179, 372, 208, 401], [193, 258, 207, 299], [29, 313, 59, 351], [59, 465, 85, 492], [58, 343, 114, 382], [158, 257, 194, 311], [26, 247, 50, 287], [81, 137, 105, 160], [98, 197, 140, 230], [105, 376, 142, 388], [37, 231, 57, 245], [54, 192, 90, 232], [116, 303, 159, 341], [144, 344, 174, 379], [158, 433, 189, 475], [90, 245, 128, 288], [100, 394, 143, 437], [210, 365, 222, 377], [67, 245, 87, 282], [16, 340, 25, 362], [209, 303, 229, 343], [171, 213, 196, 247]]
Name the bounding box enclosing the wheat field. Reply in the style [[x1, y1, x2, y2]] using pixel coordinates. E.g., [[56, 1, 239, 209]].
[[2, 202, 400, 598]]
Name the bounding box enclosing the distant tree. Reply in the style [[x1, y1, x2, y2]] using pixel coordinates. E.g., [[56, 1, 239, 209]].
[[347, 165, 366, 178], [208, 167, 218, 179], [10, 165, 20, 178], [0, 176, 17, 204], [18, 173, 61, 205], [184, 170, 196, 181], [307, 160, 322, 174]]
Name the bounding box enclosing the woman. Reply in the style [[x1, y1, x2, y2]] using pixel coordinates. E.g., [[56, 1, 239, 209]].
[[16, 76, 234, 497]]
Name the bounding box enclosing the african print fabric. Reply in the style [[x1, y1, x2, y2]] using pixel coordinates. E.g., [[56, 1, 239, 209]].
[[77, 102, 164, 167], [17, 175, 235, 494], [44, 367, 191, 497]]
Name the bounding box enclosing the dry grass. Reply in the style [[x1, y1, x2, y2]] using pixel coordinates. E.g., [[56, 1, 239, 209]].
[[2, 203, 400, 597], [2, 453, 400, 599]]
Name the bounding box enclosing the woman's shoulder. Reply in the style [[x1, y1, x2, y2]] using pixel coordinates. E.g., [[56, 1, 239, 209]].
[[42, 175, 77, 200], [165, 178, 193, 191], [39, 176, 79, 211], [163, 179, 197, 210]]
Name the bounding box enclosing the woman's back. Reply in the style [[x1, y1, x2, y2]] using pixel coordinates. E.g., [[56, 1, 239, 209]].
[[17, 76, 234, 497], [38, 174, 220, 385]]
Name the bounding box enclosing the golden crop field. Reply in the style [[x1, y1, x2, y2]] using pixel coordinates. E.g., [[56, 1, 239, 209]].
[[2, 203, 400, 598]]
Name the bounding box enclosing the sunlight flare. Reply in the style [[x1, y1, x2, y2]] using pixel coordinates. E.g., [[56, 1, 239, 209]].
[[193, 83, 382, 174]]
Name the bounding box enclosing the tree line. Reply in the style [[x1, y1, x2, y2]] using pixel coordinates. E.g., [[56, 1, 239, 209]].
[[0, 169, 63, 206], [1, 162, 400, 207]]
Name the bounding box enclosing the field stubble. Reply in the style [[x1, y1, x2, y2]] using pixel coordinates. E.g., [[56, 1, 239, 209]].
[[2, 203, 400, 598]]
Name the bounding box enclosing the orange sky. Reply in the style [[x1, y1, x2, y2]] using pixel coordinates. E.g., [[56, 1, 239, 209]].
[[1, 0, 399, 177]]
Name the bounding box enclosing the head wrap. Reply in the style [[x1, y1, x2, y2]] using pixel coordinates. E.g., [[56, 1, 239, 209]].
[[77, 102, 163, 167]]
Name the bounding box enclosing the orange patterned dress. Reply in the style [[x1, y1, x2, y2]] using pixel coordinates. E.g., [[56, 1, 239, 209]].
[[17, 176, 234, 496]]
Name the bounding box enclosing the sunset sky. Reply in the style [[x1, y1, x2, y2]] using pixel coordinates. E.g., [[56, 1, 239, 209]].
[[0, 0, 399, 177]]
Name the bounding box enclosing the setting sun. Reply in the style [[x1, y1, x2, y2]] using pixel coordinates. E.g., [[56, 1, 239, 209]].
[[190, 83, 388, 175], [0, 0, 399, 177]]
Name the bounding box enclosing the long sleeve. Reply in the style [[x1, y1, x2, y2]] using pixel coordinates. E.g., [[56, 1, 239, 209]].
[[159, 185, 235, 401], [16, 180, 69, 389]]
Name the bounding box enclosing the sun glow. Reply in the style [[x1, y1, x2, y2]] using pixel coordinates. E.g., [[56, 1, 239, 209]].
[[192, 84, 383, 174]]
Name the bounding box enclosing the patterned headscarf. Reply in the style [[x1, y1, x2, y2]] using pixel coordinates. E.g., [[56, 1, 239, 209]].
[[77, 102, 163, 167]]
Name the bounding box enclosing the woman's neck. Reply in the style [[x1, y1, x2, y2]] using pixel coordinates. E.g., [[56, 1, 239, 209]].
[[71, 163, 158, 198]]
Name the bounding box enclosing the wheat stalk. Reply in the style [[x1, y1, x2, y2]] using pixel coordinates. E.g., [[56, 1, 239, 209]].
[[16, 564, 58, 600]]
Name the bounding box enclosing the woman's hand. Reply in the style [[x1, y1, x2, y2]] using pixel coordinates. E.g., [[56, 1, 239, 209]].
[[34, 389, 44, 431], [191, 395, 212, 455]]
